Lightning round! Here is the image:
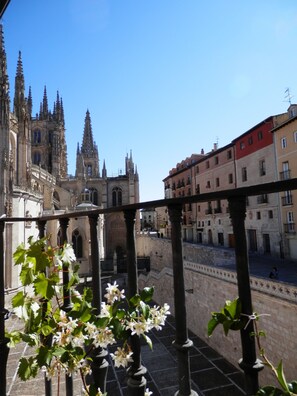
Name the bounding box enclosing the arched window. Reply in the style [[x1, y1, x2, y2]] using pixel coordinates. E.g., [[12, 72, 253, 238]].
[[33, 130, 41, 144], [112, 187, 122, 207], [33, 151, 41, 165], [89, 188, 98, 205], [72, 229, 83, 258], [87, 164, 92, 176]]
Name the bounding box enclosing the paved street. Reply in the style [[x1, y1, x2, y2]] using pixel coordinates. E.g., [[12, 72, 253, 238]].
[[217, 253, 297, 285]]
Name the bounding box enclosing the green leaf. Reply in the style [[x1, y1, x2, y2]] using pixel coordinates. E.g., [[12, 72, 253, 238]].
[[143, 333, 153, 349], [18, 357, 39, 380], [140, 301, 150, 320], [140, 287, 154, 302], [12, 291, 25, 307], [36, 345, 52, 366], [129, 294, 141, 307], [256, 386, 288, 396], [34, 273, 55, 300], [19, 265, 34, 286], [207, 317, 219, 337], [276, 360, 290, 393], [288, 381, 297, 393], [6, 330, 21, 347], [40, 324, 54, 337], [13, 244, 26, 265]]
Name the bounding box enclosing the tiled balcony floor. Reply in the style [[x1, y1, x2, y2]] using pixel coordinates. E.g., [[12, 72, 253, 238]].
[[5, 313, 246, 396]]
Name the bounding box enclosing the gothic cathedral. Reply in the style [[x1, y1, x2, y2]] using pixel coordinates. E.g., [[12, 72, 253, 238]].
[[0, 25, 139, 290]]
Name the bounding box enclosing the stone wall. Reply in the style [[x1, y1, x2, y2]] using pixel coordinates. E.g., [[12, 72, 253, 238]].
[[137, 234, 297, 387]]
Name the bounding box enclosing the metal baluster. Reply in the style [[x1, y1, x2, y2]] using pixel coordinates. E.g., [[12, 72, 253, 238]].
[[228, 196, 263, 395], [0, 219, 9, 396], [88, 214, 108, 392], [38, 220, 52, 396], [168, 204, 198, 396], [59, 217, 73, 396], [124, 209, 147, 396]]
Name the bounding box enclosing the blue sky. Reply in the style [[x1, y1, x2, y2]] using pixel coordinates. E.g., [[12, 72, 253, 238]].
[[2, 1, 297, 201]]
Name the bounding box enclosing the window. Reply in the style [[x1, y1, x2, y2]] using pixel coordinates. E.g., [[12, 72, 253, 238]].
[[242, 167, 247, 182], [248, 136, 253, 145], [258, 130, 263, 140], [228, 173, 233, 184], [281, 161, 290, 180], [287, 211, 294, 223], [294, 131, 297, 143], [259, 160, 266, 176], [206, 180, 211, 188], [268, 210, 273, 219], [281, 137, 287, 149], [33, 130, 41, 144], [240, 141, 245, 150], [216, 177, 220, 187], [196, 165, 199, 174], [227, 150, 232, 159], [214, 156, 219, 165], [33, 151, 41, 165], [197, 205, 200, 212], [206, 160, 210, 169], [87, 164, 92, 176], [72, 229, 83, 258], [256, 211, 261, 220], [112, 187, 122, 207], [196, 184, 200, 194]]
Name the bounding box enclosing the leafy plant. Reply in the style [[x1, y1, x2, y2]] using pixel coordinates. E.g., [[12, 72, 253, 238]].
[[6, 236, 170, 395], [208, 298, 297, 396]]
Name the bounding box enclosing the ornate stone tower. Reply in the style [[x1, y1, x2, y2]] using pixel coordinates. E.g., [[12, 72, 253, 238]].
[[13, 51, 31, 188], [75, 110, 99, 178], [0, 25, 10, 215], [31, 88, 67, 179]]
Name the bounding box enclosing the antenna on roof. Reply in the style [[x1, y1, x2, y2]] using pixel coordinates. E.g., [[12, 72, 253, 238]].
[[284, 88, 293, 105]]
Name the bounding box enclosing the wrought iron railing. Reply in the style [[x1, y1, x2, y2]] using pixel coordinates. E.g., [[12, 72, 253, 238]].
[[1, 178, 297, 395]]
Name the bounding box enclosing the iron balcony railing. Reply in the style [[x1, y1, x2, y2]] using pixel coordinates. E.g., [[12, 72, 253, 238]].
[[284, 222, 296, 234], [1, 178, 297, 396], [280, 170, 291, 180], [282, 194, 293, 206]]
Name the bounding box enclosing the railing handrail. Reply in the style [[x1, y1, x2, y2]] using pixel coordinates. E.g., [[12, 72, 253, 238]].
[[2, 178, 297, 224]]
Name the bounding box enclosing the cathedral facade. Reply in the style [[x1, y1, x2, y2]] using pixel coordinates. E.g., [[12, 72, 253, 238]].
[[0, 25, 139, 290]]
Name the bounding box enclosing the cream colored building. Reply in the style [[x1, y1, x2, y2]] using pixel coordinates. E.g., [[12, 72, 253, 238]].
[[272, 104, 297, 258]]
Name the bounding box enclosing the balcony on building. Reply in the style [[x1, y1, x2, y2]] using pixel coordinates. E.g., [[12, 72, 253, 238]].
[[280, 170, 291, 180], [284, 222, 296, 233], [282, 194, 293, 206]]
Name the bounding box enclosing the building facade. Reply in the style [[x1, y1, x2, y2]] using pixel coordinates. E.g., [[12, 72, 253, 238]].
[[272, 104, 297, 259], [0, 26, 139, 290]]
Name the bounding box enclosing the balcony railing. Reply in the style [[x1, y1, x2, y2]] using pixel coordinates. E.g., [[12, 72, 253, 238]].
[[284, 222, 296, 233], [1, 178, 297, 396], [280, 170, 291, 180], [282, 195, 293, 206]]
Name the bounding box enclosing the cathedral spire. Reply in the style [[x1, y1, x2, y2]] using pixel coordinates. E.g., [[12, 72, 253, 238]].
[[76, 110, 99, 178], [0, 24, 10, 125], [81, 110, 95, 155], [40, 85, 48, 119], [102, 160, 107, 178], [27, 86, 32, 117], [13, 51, 26, 120]]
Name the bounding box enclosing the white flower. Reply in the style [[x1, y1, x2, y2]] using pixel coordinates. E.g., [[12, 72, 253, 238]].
[[145, 388, 153, 396], [93, 327, 116, 349], [110, 346, 133, 368], [104, 281, 125, 304], [61, 244, 76, 264], [126, 319, 150, 336], [150, 303, 170, 330], [100, 302, 111, 317]]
